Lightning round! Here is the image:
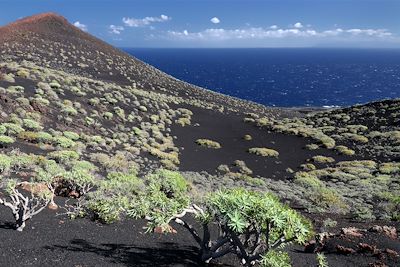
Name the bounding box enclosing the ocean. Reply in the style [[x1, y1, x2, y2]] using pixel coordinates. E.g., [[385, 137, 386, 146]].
[[124, 48, 400, 107]]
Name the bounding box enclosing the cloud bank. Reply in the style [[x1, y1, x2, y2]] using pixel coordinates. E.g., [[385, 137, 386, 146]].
[[166, 24, 393, 42]]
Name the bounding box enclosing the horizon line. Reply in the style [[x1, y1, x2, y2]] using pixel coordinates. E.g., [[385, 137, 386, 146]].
[[119, 46, 400, 49]]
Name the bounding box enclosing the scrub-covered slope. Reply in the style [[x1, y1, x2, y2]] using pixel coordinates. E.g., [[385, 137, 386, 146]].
[[0, 13, 398, 267]]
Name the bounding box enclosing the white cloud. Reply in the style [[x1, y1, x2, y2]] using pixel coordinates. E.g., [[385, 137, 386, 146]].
[[109, 25, 124, 35], [122, 14, 171, 27], [270, 25, 278, 30], [210, 17, 220, 24], [166, 26, 393, 41], [294, 22, 303, 28], [73, 21, 88, 32], [346, 28, 392, 37]]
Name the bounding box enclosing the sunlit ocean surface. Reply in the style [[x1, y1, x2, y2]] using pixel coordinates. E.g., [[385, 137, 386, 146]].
[[125, 48, 400, 107]]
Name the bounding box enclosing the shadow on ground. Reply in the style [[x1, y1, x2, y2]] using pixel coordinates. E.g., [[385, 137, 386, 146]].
[[44, 239, 232, 267]]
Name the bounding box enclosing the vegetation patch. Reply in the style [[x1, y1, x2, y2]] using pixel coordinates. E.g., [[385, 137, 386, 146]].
[[248, 147, 279, 157], [195, 139, 221, 149]]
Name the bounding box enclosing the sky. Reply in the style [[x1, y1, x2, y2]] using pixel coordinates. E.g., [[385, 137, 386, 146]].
[[0, 0, 399, 48]]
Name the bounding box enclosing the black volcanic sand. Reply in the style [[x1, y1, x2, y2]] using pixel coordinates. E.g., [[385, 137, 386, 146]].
[[172, 106, 355, 178], [0, 199, 233, 267], [0, 199, 398, 267]]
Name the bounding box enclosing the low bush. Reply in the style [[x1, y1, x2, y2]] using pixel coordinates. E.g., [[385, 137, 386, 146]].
[[22, 119, 42, 131], [63, 131, 80, 141], [335, 145, 355, 156], [18, 131, 40, 142], [305, 144, 319, 150], [0, 154, 12, 173], [176, 117, 191, 126], [243, 134, 252, 141], [53, 136, 76, 148], [48, 150, 80, 163], [294, 172, 348, 213], [379, 162, 400, 174], [0, 135, 15, 147], [1, 123, 24, 135], [196, 139, 221, 149], [311, 156, 335, 164], [248, 147, 279, 158]]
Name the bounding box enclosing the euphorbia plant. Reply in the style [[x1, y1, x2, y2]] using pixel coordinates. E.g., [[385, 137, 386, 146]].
[[144, 187, 313, 266], [85, 169, 313, 266]]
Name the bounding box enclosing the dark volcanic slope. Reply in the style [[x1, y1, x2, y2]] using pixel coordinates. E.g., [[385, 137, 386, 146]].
[[0, 12, 279, 116]]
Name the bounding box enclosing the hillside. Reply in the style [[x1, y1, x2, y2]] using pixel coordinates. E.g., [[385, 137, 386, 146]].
[[0, 12, 278, 116], [0, 13, 399, 267]]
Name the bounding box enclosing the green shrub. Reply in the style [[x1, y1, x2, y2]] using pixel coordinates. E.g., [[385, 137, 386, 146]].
[[234, 160, 253, 175], [335, 145, 355, 156], [0, 125, 6, 135], [103, 112, 113, 120], [0, 135, 15, 147], [243, 134, 252, 141], [306, 144, 319, 150], [352, 206, 376, 222], [63, 131, 80, 141], [175, 117, 191, 126], [379, 162, 400, 174], [1, 123, 24, 135], [295, 172, 348, 213], [65, 161, 97, 195], [88, 97, 100, 106], [1, 73, 15, 83], [342, 133, 369, 144], [18, 131, 40, 142], [336, 160, 377, 169], [316, 253, 329, 267], [36, 131, 53, 143], [87, 170, 145, 223], [48, 150, 79, 163], [147, 169, 189, 197], [0, 154, 12, 173], [62, 106, 78, 116], [85, 117, 95, 125], [49, 81, 61, 89], [301, 163, 316, 171], [114, 107, 126, 120], [90, 135, 104, 144], [53, 136, 76, 148], [311, 156, 335, 164], [132, 127, 142, 136], [196, 139, 221, 149], [16, 97, 31, 107], [260, 251, 291, 267], [7, 85, 24, 95], [22, 119, 42, 131], [248, 147, 279, 157]]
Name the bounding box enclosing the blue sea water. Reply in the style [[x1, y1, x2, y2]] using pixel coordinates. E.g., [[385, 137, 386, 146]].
[[124, 48, 400, 107]]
